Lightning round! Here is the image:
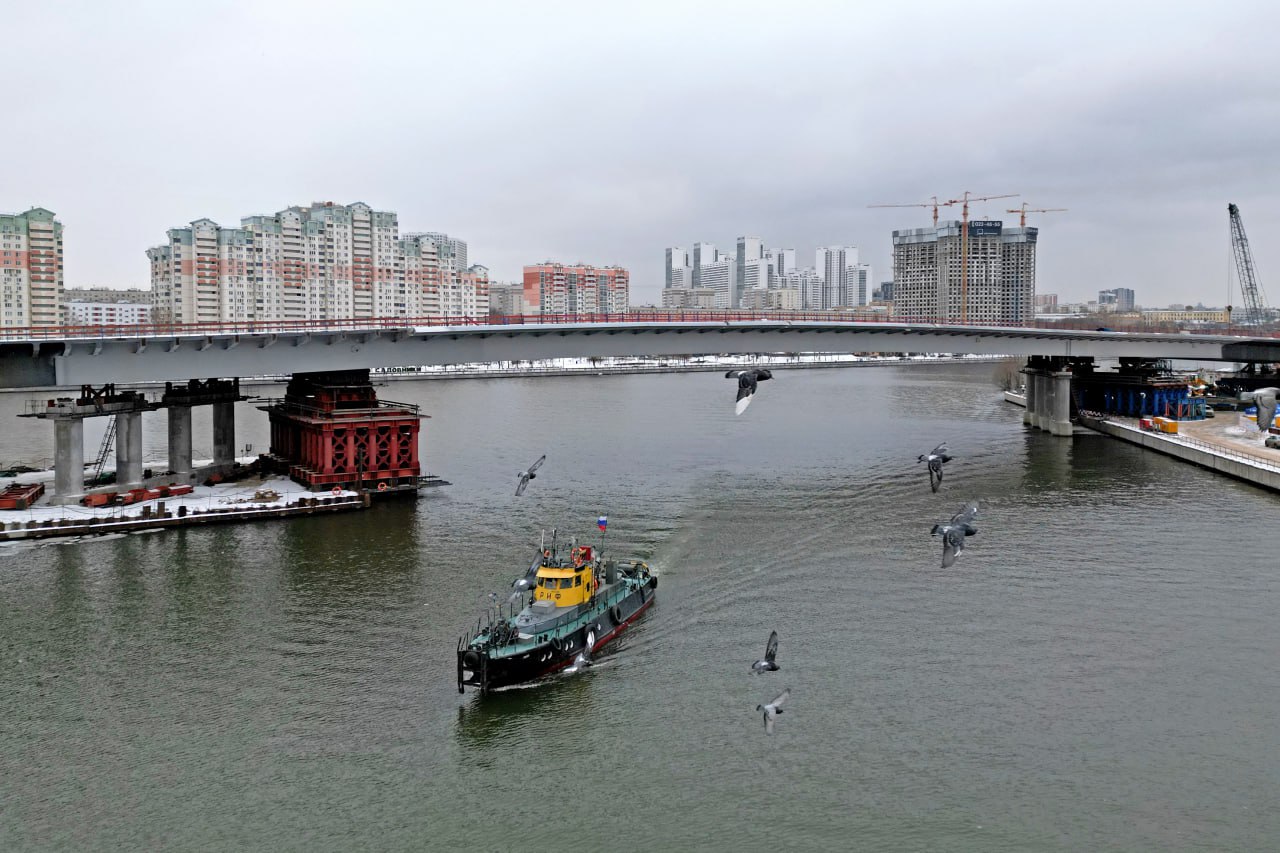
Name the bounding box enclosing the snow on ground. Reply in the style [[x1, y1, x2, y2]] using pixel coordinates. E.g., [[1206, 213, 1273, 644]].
[[1, 472, 354, 529]]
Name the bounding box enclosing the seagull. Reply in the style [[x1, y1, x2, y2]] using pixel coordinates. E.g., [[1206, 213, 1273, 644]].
[[1240, 387, 1280, 433], [752, 630, 780, 673], [726, 368, 773, 415], [515, 454, 546, 496], [508, 554, 542, 603], [917, 442, 953, 493], [757, 688, 790, 735], [566, 626, 597, 674], [930, 500, 980, 568]]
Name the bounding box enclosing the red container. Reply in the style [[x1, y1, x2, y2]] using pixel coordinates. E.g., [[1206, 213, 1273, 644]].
[[1139, 418, 1154, 430], [167, 484, 194, 497], [81, 492, 114, 508]]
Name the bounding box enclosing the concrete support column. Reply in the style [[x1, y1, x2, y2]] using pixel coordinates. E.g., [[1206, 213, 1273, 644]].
[[115, 411, 144, 489], [1040, 371, 1054, 431], [52, 418, 84, 501], [213, 401, 235, 469], [1050, 371, 1073, 436], [168, 406, 193, 478], [1022, 369, 1036, 426]]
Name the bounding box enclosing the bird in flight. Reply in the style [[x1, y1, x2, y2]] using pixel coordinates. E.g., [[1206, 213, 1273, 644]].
[[566, 626, 597, 674], [515, 455, 546, 496], [725, 368, 773, 415], [1241, 387, 1280, 433], [917, 442, 953, 493], [757, 688, 790, 735], [752, 630, 780, 673], [931, 500, 980, 568]]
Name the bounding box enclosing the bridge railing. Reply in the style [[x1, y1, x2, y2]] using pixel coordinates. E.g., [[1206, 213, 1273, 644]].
[[2, 311, 1277, 342]]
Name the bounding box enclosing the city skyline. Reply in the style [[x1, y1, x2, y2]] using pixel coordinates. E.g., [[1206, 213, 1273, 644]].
[[4, 2, 1278, 310]]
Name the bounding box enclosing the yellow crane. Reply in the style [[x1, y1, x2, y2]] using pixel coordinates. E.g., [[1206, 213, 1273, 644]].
[[943, 191, 1018, 323], [1005, 203, 1067, 228]]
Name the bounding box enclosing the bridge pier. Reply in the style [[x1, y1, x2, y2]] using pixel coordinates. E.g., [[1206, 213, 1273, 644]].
[[53, 418, 84, 502], [167, 405, 193, 479], [1023, 359, 1075, 437], [115, 410, 144, 489], [212, 400, 236, 473]]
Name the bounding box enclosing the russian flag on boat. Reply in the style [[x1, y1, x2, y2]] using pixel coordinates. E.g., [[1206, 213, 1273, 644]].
[[597, 514, 608, 530]]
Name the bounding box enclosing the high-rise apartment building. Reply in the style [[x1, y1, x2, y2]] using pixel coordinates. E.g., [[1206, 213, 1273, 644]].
[[816, 246, 863, 309], [696, 257, 736, 308], [766, 248, 796, 286], [148, 202, 484, 324], [522, 262, 629, 314], [63, 288, 152, 326], [892, 219, 1037, 324], [0, 207, 64, 328], [692, 242, 717, 289], [736, 236, 763, 307], [782, 268, 825, 310], [665, 247, 690, 290], [1098, 288, 1135, 312]]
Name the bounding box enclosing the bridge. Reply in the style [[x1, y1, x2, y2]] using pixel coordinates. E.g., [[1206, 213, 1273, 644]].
[[5, 312, 1280, 505], [3, 312, 1279, 389]]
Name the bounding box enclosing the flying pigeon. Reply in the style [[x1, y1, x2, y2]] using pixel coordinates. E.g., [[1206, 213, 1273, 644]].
[[1240, 387, 1280, 433], [566, 626, 598, 674], [757, 687, 790, 735], [752, 630, 780, 673], [930, 500, 980, 568], [508, 554, 542, 603], [725, 368, 773, 415], [917, 442, 953, 493], [515, 454, 546, 496]]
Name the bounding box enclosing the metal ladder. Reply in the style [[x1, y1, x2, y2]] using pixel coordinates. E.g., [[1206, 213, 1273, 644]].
[[89, 416, 117, 483]]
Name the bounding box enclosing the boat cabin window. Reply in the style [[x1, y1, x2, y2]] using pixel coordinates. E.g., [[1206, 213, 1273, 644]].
[[574, 575, 582, 587]]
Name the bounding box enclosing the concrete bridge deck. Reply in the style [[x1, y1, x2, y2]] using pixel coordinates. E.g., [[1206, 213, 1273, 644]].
[[3, 313, 1279, 389]]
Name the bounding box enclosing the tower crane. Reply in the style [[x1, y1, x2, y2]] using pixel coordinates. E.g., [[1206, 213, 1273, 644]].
[[944, 191, 1018, 323], [1005, 203, 1067, 229], [868, 196, 951, 227], [1228, 203, 1270, 326]]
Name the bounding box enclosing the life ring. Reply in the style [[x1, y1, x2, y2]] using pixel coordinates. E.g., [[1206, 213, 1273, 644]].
[[610, 605, 623, 624], [331, 487, 341, 495], [377, 482, 388, 492]]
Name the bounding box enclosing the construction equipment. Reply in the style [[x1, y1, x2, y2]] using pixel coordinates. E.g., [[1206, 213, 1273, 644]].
[[1228, 203, 1270, 326], [944, 191, 1018, 323], [868, 196, 951, 227], [1006, 203, 1067, 228]]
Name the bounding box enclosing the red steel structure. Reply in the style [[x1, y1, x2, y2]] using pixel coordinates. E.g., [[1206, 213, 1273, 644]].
[[263, 370, 422, 492]]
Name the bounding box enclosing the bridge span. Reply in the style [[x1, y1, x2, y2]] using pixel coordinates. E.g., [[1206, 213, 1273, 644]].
[[3, 314, 1279, 389]]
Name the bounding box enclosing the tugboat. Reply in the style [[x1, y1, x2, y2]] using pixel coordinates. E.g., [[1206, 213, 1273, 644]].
[[457, 524, 657, 694]]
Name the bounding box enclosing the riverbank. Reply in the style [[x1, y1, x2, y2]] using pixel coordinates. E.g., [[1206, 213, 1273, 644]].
[[1077, 411, 1280, 493]]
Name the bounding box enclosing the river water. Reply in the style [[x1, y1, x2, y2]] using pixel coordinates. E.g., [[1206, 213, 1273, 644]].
[[2, 363, 1279, 852]]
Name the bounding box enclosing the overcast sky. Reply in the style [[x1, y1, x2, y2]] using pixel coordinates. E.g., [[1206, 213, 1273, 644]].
[[6, 0, 1280, 308]]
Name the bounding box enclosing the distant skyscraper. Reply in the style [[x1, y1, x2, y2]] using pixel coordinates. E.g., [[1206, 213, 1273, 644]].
[[846, 263, 872, 307], [767, 248, 796, 286], [0, 207, 63, 328], [783, 268, 825, 310], [697, 257, 735, 308], [816, 246, 860, 308], [665, 247, 690, 290], [892, 219, 1037, 323], [692, 242, 717, 290], [736, 236, 763, 306], [1099, 287, 1135, 312]]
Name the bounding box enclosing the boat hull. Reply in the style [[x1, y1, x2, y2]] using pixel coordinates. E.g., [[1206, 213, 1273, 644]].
[[457, 575, 656, 694]]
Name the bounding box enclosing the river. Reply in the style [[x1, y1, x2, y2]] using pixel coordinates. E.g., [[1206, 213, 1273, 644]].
[[2, 363, 1279, 852]]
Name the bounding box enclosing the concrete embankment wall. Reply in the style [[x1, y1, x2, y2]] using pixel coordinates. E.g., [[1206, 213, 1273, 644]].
[[1078, 416, 1280, 493]]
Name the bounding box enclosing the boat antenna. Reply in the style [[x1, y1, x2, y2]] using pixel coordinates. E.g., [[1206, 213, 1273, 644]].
[[550, 527, 558, 559]]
